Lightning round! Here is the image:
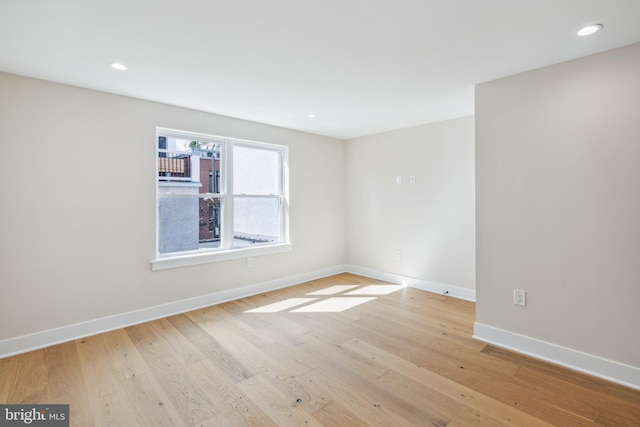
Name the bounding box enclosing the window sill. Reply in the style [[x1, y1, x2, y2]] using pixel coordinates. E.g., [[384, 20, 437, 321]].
[[151, 242, 293, 271]]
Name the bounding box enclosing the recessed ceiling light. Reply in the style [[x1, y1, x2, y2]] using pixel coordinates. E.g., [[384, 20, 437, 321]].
[[307, 113, 317, 118], [110, 62, 128, 71], [577, 24, 603, 36]]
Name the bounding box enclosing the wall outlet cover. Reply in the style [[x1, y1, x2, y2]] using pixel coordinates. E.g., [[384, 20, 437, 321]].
[[514, 289, 526, 306]]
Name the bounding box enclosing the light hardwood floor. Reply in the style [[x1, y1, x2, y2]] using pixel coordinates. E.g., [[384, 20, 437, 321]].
[[1, 273, 639, 426]]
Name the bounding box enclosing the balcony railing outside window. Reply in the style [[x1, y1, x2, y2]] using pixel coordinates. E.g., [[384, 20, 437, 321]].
[[158, 149, 192, 181]]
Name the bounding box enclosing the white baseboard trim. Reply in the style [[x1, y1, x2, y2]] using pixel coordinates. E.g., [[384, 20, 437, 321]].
[[344, 264, 476, 302], [473, 322, 640, 391], [0, 265, 346, 359]]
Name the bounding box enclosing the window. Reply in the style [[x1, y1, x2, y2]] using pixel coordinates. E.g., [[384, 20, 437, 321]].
[[153, 128, 289, 270]]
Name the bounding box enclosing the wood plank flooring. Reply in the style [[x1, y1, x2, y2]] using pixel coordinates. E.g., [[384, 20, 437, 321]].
[[1, 273, 639, 426]]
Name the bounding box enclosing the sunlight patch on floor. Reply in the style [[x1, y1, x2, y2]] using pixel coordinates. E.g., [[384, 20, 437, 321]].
[[290, 297, 377, 313], [345, 284, 405, 295], [245, 298, 317, 313], [245, 282, 405, 313], [306, 285, 360, 295]]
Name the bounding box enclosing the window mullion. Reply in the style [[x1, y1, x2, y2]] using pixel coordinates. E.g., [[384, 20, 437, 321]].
[[222, 141, 234, 249], [280, 149, 288, 243]]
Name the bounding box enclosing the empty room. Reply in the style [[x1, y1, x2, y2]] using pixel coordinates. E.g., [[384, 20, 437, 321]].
[[1, 1, 639, 426]]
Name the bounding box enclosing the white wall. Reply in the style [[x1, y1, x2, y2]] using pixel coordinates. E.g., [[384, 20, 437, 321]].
[[475, 43, 640, 386], [345, 117, 476, 296], [0, 72, 346, 350]]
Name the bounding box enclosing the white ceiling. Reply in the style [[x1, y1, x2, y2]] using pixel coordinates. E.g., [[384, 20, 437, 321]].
[[1, 1, 639, 140]]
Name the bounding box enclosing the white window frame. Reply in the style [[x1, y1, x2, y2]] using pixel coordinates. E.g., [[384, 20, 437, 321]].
[[152, 128, 291, 271]]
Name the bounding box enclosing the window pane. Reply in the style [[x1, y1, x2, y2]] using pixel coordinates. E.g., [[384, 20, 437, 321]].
[[159, 195, 222, 254], [234, 197, 280, 246], [233, 145, 279, 195], [158, 137, 221, 191]]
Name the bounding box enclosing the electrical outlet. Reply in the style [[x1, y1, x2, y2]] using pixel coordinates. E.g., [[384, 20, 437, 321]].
[[395, 250, 402, 261], [514, 289, 526, 306], [246, 257, 253, 268]]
